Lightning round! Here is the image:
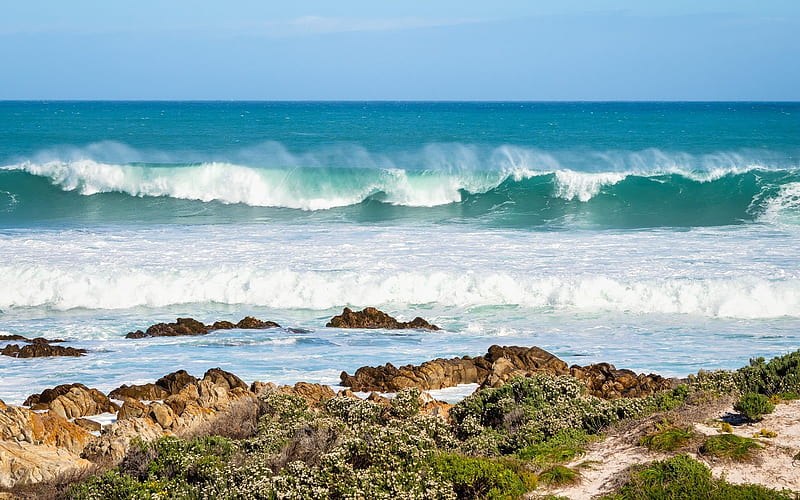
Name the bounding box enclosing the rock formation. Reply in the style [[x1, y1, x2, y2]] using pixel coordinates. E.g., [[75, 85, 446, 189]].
[[1, 343, 86, 358], [0, 335, 64, 344], [326, 307, 440, 330], [340, 345, 672, 398], [24, 384, 119, 419], [125, 316, 281, 338]]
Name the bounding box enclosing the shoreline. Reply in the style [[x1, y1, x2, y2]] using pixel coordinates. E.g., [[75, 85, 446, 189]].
[[3, 311, 800, 497]]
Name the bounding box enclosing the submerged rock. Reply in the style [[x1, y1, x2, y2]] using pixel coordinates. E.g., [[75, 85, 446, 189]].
[[125, 316, 281, 338], [236, 316, 280, 329], [326, 307, 440, 330], [0, 334, 64, 344], [1, 343, 86, 358]]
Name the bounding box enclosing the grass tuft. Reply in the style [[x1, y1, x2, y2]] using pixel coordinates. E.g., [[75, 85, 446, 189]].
[[700, 434, 761, 461], [538, 465, 579, 486], [638, 421, 696, 452]]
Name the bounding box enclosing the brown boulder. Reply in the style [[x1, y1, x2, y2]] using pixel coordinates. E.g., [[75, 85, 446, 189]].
[[81, 417, 163, 466], [0, 334, 27, 342], [1, 343, 86, 358], [24, 384, 119, 419], [125, 316, 280, 338], [145, 317, 209, 338], [211, 320, 236, 330], [0, 335, 64, 344], [0, 405, 92, 455], [569, 363, 673, 399], [326, 307, 440, 330], [108, 383, 169, 401], [155, 370, 198, 395], [148, 403, 175, 429], [73, 418, 102, 433], [203, 368, 248, 391], [278, 382, 335, 407], [0, 441, 95, 490], [117, 399, 150, 421], [250, 381, 277, 396], [235, 316, 280, 329], [341, 355, 484, 392], [340, 345, 669, 399]]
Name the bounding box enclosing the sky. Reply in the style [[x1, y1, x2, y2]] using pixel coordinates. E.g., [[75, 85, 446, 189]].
[[1, 1, 799, 100]]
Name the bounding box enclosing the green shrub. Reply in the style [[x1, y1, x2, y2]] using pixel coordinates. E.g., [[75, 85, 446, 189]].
[[734, 392, 775, 422], [687, 370, 742, 395], [738, 351, 800, 396], [700, 434, 762, 461], [67, 469, 195, 500], [602, 454, 794, 500], [431, 452, 535, 499], [517, 429, 591, 465], [390, 388, 422, 418], [324, 396, 384, 425], [638, 422, 696, 452]]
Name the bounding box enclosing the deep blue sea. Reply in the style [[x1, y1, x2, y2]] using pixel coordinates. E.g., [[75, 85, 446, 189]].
[[1, 101, 799, 403]]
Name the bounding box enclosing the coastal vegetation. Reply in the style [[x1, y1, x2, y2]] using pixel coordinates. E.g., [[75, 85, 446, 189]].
[[65, 348, 800, 499], [4, 329, 800, 499]]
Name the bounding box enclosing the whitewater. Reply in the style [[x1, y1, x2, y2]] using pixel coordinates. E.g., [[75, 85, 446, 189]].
[[1, 101, 799, 405]]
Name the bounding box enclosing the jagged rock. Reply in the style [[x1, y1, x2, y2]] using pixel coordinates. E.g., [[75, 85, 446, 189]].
[[340, 345, 669, 399], [117, 399, 149, 421], [211, 320, 236, 330], [481, 345, 570, 388], [0, 405, 92, 455], [250, 381, 277, 396], [278, 382, 336, 407], [108, 383, 169, 401], [126, 317, 210, 339], [0, 334, 27, 342], [340, 354, 485, 392], [164, 384, 199, 415], [155, 370, 198, 395], [24, 384, 119, 419], [1, 343, 86, 358], [203, 368, 248, 391], [0, 441, 94, 490], [0, 400, 5, 411], [570, 363, 674, 399], [148, 403, 175, 429], [236, 316, 280, 329], [81, 417, 164, 466], [73, 418, 102, 433], [0, 335, 64, 344], [126, 316, 280, 338], [326, 307, 440, 330]]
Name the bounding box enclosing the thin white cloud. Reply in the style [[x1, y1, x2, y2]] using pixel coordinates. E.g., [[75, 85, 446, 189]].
[[263, 16, 481, 37], [0, 15, 483, 37]]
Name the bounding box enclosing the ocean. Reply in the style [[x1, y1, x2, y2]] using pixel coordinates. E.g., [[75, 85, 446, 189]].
[[1, 101, 799, 404]]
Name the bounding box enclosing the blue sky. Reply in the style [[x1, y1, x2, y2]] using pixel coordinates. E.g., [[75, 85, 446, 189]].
[[1, 1, 799, 100]]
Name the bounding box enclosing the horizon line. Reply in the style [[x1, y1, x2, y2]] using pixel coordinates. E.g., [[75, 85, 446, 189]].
[[1, 99, 799, 104]]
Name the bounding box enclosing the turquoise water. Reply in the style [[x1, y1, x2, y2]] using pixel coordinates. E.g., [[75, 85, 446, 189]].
[[0, 102, 799, 404]]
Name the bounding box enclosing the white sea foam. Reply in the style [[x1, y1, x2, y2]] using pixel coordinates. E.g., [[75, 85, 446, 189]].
[[760, 182, 800, 224], [1, 264, 798, 319]]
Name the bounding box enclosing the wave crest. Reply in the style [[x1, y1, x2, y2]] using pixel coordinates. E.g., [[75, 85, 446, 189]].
[[1, 265, 798, 319]]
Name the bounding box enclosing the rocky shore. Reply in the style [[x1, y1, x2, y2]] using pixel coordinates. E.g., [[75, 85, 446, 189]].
[[2, 309, 800, 499]]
